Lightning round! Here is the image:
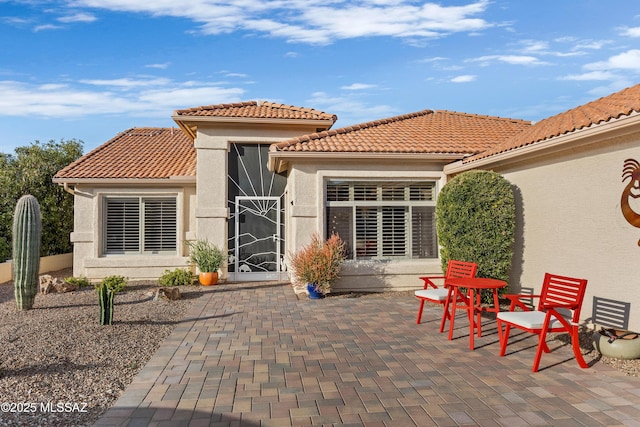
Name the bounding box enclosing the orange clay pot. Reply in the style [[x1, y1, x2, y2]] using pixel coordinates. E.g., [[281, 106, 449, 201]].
[[199, 272, 218, 286]]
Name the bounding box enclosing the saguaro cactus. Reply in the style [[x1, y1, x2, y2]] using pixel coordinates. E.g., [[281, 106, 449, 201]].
[[12, 195, 42, 310], [97, 284, 115, 325]]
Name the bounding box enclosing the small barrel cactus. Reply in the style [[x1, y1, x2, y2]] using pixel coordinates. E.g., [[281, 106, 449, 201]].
[[97, 283, 115, 325], [12, 195, 42, 310]]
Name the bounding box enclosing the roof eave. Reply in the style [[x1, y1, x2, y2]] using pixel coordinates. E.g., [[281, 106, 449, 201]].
[[444, 111, 640, 175], [172, 115, 336, 141], [174, 120, 197, 141], [268, 151, 467, 173], [52, 176, 197, 185]]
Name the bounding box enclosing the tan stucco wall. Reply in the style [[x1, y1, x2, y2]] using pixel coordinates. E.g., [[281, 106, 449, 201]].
[[0, 253, 73, 284], [69, 184, 195, 280], [491, 131, 640, 331], [285, 158, 450, 292]]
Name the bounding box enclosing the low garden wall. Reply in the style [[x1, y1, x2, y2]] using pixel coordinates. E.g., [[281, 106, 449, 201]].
[[0, 253, 73, 284]]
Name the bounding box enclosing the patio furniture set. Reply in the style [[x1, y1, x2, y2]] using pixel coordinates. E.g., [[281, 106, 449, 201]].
[[415, 260, 589, 373]]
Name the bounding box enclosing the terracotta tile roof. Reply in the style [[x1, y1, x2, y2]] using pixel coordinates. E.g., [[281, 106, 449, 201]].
[[54, 128, 195, 180], [271, 110, 531, 154], [465, 83, 640, 163], [174, 101, 337, 123]]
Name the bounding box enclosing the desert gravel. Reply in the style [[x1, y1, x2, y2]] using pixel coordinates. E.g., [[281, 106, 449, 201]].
[[0, 275, 638, 426], [0, 269, 202, 426]]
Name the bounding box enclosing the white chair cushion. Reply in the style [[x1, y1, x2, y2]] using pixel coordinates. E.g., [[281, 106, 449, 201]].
[[415, 288, 449, 302], [497, 310, 568, 330]]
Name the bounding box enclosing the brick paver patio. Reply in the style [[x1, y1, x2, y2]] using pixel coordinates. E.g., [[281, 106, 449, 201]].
[[94, 282, 640, 426]]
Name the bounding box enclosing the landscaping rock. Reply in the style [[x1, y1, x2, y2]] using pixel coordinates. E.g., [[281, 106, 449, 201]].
[[39, 274, 77, 294], [155, 287, 181, 300]]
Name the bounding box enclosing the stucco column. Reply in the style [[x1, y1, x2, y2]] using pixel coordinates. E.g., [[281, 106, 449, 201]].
[[194, 135, 229, 278]]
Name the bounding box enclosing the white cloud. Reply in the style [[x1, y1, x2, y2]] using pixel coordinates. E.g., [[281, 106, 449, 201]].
[[306, 91, 397, 127], [519, 40, 548, 53], [145, 63, 171, 69], [2, 16, 33, 26], [620, 27, 640, 37], [0, 78, 245, 118], [572, 40, 611, 51], [65, 0, 495, 44], [584, 49, 640, 72], [58, 12, 97, 23], [223, 72, 249, 78], [139, 86, 244, 110], [586, 80, 634, 98], [468, 55, 548, 66], [558, 50, 640, 87], [34, 24, 63, 31], [450, 75, 476, 83], [560, 71, 617, 81], [341, 83, 377, 90], [79, 77, 173, 88], [517, 37, 610, 59], [417, 56, 448, 63]]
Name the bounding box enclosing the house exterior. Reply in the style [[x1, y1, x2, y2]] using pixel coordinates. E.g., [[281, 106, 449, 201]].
[[54, 85, 640, 330], [445, 85, 640, 331]]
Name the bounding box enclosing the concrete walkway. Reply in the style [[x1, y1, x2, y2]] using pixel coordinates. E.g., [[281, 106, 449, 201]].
[[94, 282, 640, 427]]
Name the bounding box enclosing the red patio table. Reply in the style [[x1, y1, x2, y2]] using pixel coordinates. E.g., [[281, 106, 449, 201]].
[[442, 277, 507, 350]]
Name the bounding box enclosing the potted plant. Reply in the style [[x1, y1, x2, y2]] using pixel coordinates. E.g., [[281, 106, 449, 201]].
[[186, 239, 226, 285], [289, 232, 346, 298]]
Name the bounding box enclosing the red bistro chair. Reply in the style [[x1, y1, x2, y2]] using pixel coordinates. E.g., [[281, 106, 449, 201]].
[[496, 273, 589, 373], [415, 260, 477, 328]]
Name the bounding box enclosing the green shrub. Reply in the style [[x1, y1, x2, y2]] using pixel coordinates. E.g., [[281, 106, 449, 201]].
[[159, 268, 194, 287], [98, 275, 127, 293], [436, 170, 515, 302], [65, 276, 90, 287]]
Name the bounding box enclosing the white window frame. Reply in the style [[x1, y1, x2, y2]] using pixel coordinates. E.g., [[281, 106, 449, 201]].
[[102, 196, 177, 255], [325, 180, 438, 261]]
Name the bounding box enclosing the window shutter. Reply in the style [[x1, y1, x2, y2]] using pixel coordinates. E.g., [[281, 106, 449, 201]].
[[326, 206, 353, 259], [381, 183, 406, 201], [143, 198, 177, 253], [382, 207, 407, 256], [409, 183, 435, 201], [412, 206, 437, 258], [353, 184, 377, 201], [326, 183, 350, 201], [105, 198, 140, 254], [355, 207, 378, 258]]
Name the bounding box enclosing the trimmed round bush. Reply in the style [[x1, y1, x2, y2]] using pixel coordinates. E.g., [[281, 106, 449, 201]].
[[436, 170, 515, 300], [159, 268, 195, 286]]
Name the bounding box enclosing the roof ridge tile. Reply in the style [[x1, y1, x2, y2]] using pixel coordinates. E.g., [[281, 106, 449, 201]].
[[174, 101, 257, 115], [258, 101, 336, 119], [435, 109, 531, 125], [173, 100, 336, 122]]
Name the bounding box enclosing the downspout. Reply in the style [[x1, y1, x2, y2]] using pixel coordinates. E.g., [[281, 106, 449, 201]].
[[62, 182, 75, 196]]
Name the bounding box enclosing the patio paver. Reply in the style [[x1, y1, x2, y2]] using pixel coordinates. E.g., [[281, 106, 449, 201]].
[[94, 282, 640, 426]]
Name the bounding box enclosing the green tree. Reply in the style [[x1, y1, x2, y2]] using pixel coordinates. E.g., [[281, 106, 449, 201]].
[[0, 139, 83, 262], [436, 170, 515, 301]]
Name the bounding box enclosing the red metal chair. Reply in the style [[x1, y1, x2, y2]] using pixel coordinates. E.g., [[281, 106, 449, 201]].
[[496, 273, 589, 372], [415, 260, 477, 328]]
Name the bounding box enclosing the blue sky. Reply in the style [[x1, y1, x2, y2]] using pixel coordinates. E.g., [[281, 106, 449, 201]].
[[1, 0, 640, 154]]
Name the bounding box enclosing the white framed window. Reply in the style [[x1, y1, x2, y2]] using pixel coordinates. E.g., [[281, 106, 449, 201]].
[[103, 196, 177, 255], [326, 180, 437, 260]]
